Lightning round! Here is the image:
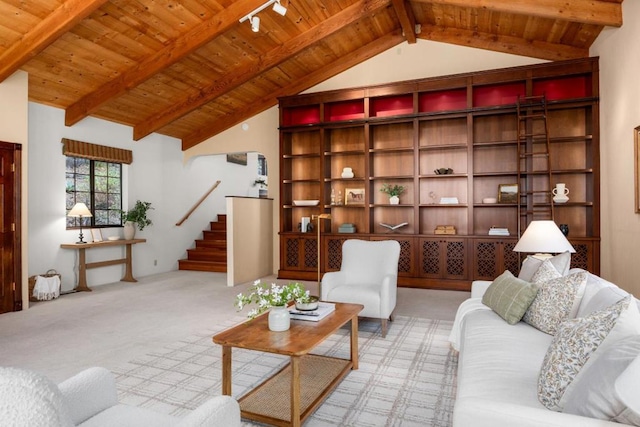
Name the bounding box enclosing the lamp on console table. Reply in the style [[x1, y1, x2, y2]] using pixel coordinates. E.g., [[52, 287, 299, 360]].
[[312, 213, 331, 295], [67, 203, 93, 244], [513, 220, 575, 259]]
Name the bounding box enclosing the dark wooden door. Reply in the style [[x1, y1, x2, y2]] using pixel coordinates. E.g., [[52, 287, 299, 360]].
[[0, 141, 20, 313]]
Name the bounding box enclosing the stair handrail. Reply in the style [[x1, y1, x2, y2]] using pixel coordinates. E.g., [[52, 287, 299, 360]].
[[176, 180, 221, 226]]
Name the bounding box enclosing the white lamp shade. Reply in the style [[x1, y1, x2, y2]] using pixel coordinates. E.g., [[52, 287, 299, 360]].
[[68, 202, 93, 218], [513, 220, 575, 253]]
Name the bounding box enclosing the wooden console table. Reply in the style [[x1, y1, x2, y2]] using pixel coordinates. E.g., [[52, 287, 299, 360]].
[[60, 239, 146, 292]]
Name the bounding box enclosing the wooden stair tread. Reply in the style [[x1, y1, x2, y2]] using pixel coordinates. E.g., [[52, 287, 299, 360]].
[[179, 214, 227, 273]]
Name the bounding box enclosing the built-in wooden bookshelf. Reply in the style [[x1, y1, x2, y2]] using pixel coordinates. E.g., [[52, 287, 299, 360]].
[[278, 58, 600, 290]]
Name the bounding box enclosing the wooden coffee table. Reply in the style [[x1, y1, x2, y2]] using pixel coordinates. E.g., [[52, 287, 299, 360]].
[[212, 302, 363, 427]]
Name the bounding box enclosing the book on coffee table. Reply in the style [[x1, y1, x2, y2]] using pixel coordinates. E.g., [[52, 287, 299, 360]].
[[289, 302, 336, 322]]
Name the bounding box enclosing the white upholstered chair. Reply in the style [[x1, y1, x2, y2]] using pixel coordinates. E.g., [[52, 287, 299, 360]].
[[321, 239, 401, 338], [0, 366, 240, 427]]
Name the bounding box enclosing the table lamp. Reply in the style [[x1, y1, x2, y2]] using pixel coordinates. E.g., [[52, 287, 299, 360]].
[[513, 220, 575, 259], [312, 213, 331, 295], [68, 202, 93, 244]]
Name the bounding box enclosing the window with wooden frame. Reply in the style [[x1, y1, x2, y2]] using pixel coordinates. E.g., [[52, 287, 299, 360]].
[[63, 139, 132, 229]]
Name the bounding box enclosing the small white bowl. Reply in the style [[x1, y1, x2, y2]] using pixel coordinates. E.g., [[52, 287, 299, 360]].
[[483, 197, 497, 204], [108, 236, 120, 241]]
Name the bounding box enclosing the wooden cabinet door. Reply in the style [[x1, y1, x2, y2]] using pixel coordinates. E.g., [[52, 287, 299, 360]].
[[472, 238, 520, 280], [0, 142, 19, 313], [281, 235, 318, 272], [419, 237, 468, 280]]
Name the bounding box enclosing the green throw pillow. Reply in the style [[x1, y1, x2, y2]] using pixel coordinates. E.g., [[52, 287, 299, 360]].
[[482, 270, 539, 325]]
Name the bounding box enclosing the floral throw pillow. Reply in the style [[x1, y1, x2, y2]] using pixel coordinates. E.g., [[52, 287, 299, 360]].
[[538, 296, 635, 411], [523, 271, 587, 335], [530, 259, 562, 283]]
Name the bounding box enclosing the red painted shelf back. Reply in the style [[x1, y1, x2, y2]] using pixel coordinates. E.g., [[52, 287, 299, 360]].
[[370, 94, 413, 117], [533, 75, 592, 100], [325, 100, 365, 121], [419, 89, 467, 112], [283, 105, 321, 126], [473, 83, 526, 107]]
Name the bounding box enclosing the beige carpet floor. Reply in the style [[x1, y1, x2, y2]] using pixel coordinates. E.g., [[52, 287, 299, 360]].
[[0, 270, 468, 384]]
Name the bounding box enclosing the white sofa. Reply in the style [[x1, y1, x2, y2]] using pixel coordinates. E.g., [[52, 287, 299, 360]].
[[452, 269, 640, 427], [0, 366, 240, 426]]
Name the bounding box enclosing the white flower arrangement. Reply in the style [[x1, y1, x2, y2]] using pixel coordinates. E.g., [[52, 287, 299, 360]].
[[235, 281, 310, 319]]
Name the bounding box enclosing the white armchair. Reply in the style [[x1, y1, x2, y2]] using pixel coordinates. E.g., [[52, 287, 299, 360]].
[[321, 239, 400, 338], [0, 366, 240, 427]]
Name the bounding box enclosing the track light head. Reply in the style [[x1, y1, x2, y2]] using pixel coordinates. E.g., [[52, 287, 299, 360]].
[[273, 0, 287, 16], [251, 16, 260, 32]]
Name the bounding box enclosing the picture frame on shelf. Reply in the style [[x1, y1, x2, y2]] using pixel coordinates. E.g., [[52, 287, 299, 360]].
[[345, 188, 365, 205], [498, 184, 518, 204], [91, 229, 103, 242], [635, 126, 640, 213]]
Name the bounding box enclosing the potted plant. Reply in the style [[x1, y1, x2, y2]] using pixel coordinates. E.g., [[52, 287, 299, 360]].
[[253, 178, 268, 198], [121, 200, 153, 240], [380, 183, 406, 205], [235, 281, 310, 331]]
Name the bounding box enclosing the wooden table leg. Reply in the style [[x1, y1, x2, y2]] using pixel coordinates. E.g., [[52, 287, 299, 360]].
[[121, 243, 137, 282], [351, 316, 359, 370], [291, 356, 301, 427], [222, 346, 232, 396], [75, 248, 92, 292]]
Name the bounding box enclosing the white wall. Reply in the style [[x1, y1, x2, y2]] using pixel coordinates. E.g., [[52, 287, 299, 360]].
[[590, 0, 640, 295], [28, 103, 262, 292], [186, 39, 544, 273]]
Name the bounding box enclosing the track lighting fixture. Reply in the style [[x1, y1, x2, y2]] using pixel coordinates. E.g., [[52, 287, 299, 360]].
[[239, 0, 287, 32], [272, 0, 287, 16]]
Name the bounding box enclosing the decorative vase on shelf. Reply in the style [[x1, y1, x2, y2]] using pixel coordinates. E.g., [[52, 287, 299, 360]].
[[341, 167, 354, 178], [268, 305, 290, 332], [552, 183, 570, 204], [389, 195, 400, 205], [123, 221, 136, 240], [559, 224, 570, 236]]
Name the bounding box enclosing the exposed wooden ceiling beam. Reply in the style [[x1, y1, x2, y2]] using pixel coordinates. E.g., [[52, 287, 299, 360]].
[[391, 0, 417, 44], [414, 0, 623, 27], [0, 0, 109, 82], [64, 0, 266, 127], [133, 0, 391, 141], [418, 23, 588, 61], [181, 30, 405, 150]]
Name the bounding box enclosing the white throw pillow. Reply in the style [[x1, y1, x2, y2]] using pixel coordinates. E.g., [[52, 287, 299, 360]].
[[523, 271, 587, 335], [538, 296, 640, 411], [518, 251, 571, 282], [562, 336, 640, 421]]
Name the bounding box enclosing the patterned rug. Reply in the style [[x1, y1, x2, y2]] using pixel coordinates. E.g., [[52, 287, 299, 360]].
[[113, 316, 457, 427]]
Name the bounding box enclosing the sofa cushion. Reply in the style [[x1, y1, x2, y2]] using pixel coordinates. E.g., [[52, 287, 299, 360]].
[[538, 296, 640, 411], [481, 271, 539, 325], [562, 336, 640, 421], [518, 251, 571, 282], [580, 286, 629, 318], [523, 271, 587, 335], [614, 353, 640, 426]]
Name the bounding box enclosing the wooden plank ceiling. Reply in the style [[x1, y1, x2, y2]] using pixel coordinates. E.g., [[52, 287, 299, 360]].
[[0, 0, 624, 150]]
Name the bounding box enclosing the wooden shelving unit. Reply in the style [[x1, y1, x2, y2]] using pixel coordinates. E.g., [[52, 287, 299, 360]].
[[278, 58, 600, 290]]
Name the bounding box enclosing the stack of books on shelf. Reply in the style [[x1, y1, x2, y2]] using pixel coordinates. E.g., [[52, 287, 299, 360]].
[[289, 302, 335, 322], [434, 225, 456, 235], [488, 227, 510, 236]]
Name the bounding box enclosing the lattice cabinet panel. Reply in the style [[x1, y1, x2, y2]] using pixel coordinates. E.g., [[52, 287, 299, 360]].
[[419, 238, 468, 280], [280, 235, 318, 272], [324, 236, 352, 272], [472, 238, 519, 281], [569, 240, 595, 272]]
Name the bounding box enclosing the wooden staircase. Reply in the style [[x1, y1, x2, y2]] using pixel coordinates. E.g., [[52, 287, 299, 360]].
[[178, 214, 227, 272]]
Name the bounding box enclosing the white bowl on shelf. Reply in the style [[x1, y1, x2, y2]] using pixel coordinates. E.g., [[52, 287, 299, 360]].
[[107, 236, 120, 241], [293, 200, 319, 206], [482, 198, 497, 204]]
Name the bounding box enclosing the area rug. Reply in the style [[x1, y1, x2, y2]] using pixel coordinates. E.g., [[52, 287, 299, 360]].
[[112, 316, 457, 427]]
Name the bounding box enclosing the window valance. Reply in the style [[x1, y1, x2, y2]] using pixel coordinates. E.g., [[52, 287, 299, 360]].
[[61, 138, 133, 164]]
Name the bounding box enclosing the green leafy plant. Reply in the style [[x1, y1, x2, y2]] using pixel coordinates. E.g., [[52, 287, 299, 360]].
[[380, 183, 406, 197], [253, 178, 267, 187], [235, 281, 310, 319], [121, 200, 153, 231]]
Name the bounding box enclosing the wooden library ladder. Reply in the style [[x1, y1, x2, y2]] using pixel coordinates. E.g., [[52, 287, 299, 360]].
[[516, 95, 555, 237]]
